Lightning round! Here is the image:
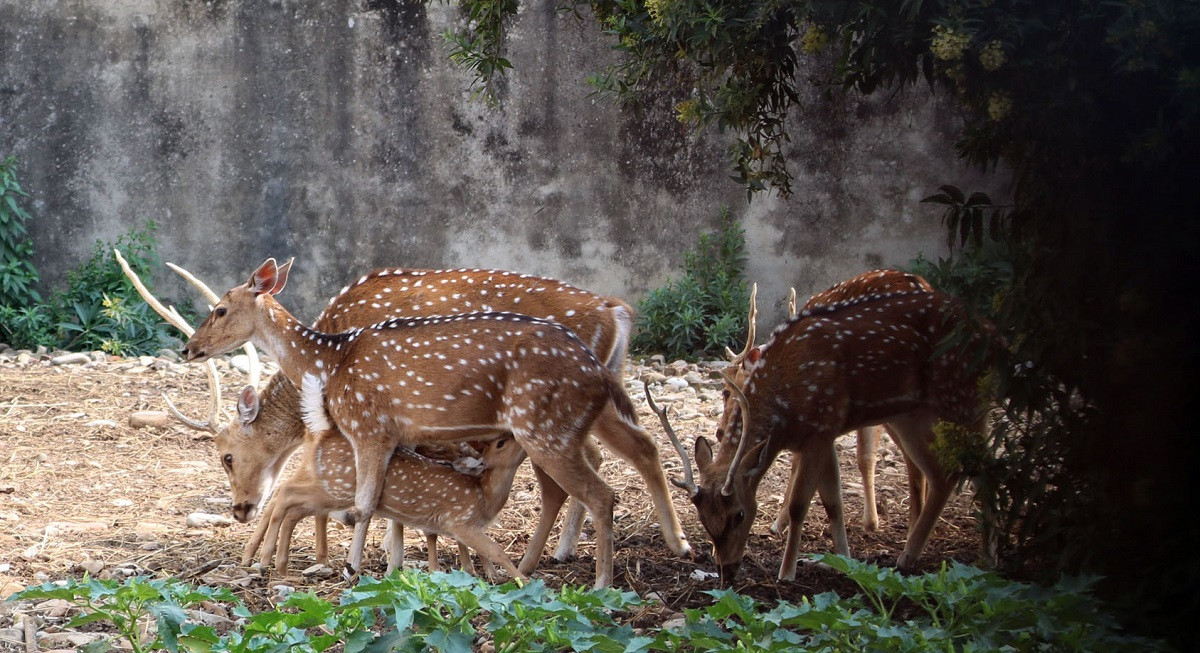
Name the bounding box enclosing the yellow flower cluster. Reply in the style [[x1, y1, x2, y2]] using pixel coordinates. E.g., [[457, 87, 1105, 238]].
[[931, 24, 972, 62], [800, 25, 829, 54], [675, 98, 700, 124], [645, 0, 670, 27], [979, 40, 1006, 71], [987, 93, 1013, 122]]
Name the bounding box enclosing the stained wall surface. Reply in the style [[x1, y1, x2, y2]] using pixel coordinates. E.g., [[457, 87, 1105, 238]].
[[0, 0, 1004, 327]]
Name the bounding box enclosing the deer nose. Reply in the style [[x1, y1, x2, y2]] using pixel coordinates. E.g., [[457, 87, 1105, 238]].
[[231, 502, 256, 523], [182, 344, 204, 362]]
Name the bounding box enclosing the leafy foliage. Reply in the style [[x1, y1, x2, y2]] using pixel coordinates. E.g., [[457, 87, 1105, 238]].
[[8, 561, 1167, 652], [445, 1, 1200, 645], [631, 207, 750, 360], [0, 156, 41, 309]]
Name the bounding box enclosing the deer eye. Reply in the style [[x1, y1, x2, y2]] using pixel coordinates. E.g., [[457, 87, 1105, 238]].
[[733, 510, 746, 526], [222, 453, 233, 469], [215, 307, 227, 318]]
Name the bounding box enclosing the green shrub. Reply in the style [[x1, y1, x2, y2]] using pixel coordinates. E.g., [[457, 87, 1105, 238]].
[[47, 221, 191, 356], [632, 207, 751, 360], [0, 156, 41, 309], [9, 560, 1168, 652]]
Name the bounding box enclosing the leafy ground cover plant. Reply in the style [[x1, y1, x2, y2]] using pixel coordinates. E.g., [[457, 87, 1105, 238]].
[[9, 559, 1168, 653], [631, 207, 750, 360]]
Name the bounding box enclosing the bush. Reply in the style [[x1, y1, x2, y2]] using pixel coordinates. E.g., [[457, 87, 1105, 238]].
[[0, 156, 41, 309], [46, 221, 192, 356], [632, 207, 751, 360]]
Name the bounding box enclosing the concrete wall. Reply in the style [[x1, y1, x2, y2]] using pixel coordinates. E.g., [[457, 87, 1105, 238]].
[[0, 0, 1004, 328]]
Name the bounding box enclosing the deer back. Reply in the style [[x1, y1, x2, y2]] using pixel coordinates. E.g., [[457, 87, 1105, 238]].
[[318, 268, 633, 373], [717, 269, 935, 441]]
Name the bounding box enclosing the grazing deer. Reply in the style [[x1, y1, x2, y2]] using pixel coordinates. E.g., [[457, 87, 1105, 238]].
[[246, 373, 531, 579], [720, 271, 934, 539], [182, 258, 691, 587], [212, 266, 632, 573], [662, 289, 996, 584]]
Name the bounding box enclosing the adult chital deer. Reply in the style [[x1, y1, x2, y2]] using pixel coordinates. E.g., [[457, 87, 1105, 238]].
[[183, 258, 691, 588], [116, 254, 541, 572], [664, 289, 995, 584], [246, 374, 531, 579], [212, 266, 632, 573], [720, 271, 934, 540]]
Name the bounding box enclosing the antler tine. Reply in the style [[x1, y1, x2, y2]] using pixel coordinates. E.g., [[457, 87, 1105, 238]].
[[166, 261, 262, 388], [720, 370, 754, 496], [788, 287, 797, 318], [730, 283, 758, 364], [643, 381, 698, 495], [115, 249, 225, 432]]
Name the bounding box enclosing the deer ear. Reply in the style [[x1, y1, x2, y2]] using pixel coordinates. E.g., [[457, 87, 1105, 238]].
[[237, 385, 260, 426], [743, 440, 770, 481], [746, 347, 762, 364], [695, 436, 714, 473], [248, 259, 278, 296], [271, 257, 294, 295]]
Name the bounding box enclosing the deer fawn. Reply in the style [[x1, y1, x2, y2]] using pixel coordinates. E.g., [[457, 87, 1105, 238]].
[[183, 258, 691, 588], [719, 271, 934, 541], [662, 289, 996, 584], [213, 266, 631, 573], [245, 373, 531, 579]]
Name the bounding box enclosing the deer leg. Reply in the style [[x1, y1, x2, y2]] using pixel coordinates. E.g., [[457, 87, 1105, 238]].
[[243, 497, 276, 566], [346, 439, 396, 572], [886, 424, 926, 530], [857, 426, 882, 532], [523, 463, 569, 573], [384, 520, 404, 575], [591, 406, 691, 557], [426, 531, 443, 572], [551, 438, 601, 562], [275, 510, 311, 574], [769, 452, 799, 535], [779, 439, 840, 580], [888, 413, 955, 571], [314, 514, 329, 566], [517, 429, 615, 589], [453, 529, 526, 582]]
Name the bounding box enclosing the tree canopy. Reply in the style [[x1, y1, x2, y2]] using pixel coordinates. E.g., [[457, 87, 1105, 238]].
[[448, 1, 1200, 647]]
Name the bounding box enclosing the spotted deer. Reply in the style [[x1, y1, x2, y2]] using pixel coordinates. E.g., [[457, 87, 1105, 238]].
[[664, 289, 996, 584], [719, 271, 935, 540], [211, 266, 633, 574], [246, 373, 531, 579], [115, 253, 595, 572], [182, 258, 692, 587]]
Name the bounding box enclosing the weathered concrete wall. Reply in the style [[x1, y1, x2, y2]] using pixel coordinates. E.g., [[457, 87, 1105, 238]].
[[0, 0, 1005, 328]]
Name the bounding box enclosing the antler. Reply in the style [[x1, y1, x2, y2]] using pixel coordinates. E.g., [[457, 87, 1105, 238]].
[[643, 381, 698, 495], [165, 262, 262, 389], [115, 249, 224, 433], [724, 282, 758, 363], [787, 287, 797, 318], [720, 370, 754, 496]]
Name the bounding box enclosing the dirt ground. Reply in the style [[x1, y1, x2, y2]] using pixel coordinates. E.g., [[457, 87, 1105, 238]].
[[0, 353, 983, 627]]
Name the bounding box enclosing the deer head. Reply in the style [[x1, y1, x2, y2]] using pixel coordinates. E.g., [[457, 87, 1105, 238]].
[[182, 258, 293, 363]]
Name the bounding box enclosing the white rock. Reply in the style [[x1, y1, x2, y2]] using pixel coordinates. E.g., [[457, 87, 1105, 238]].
[[230, 354, 252, 374], [302, 563, 334, 577], [186, 512, 233, 528], [665, 377, 690, 390], [83, 419, 119, 428], [689, 569, 718, 581], [50, 352, 91, 365]]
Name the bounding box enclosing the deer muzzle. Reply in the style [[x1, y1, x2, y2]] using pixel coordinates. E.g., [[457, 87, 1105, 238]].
[[231, 501, 257, 523]]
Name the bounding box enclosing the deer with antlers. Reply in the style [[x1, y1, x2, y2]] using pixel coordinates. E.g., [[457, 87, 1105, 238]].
[[659, 287, 996, 584], [120, 257, 649, 573], [245, 373, 532, 579], [720, 271, 935, 543], [207, 266, 638, 573], [182, 258, 691, 587]]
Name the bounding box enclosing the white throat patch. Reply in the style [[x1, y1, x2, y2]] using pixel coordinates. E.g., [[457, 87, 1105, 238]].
[[300, 372, 332, 433]]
